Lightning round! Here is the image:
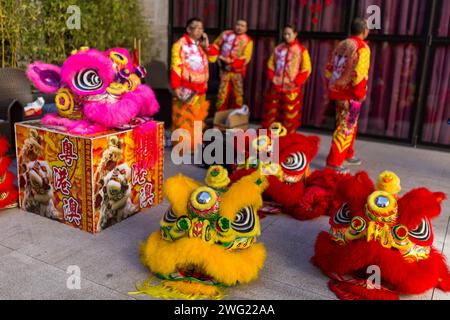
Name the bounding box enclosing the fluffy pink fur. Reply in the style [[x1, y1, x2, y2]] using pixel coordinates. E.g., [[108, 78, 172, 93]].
[[83, 91, 139, 128], [26, 62, 61, 94], [61, 49, 115, 96], [29, 47, 160, 134], [134, 84, 160, 116], [42, 114, 107, 135], [83, 84, 159, 128]]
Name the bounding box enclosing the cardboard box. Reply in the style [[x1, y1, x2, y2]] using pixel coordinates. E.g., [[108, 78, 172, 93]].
[[213, 108, 249, 131], [15, 120, 164, 233]]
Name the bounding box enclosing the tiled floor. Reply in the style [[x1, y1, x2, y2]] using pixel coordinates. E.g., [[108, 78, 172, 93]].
[[0, 131, 449, 300]]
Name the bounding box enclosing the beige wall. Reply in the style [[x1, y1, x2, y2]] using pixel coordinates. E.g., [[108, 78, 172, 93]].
[[140, 0, 169, 65]]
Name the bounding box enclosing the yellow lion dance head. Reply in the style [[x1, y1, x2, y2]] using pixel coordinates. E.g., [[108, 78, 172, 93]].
[[137, 166, 268, 299]]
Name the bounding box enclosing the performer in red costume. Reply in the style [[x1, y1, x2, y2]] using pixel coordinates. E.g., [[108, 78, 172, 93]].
[[209, 20, 253, 111], [171, 18, 211, 150], [262, 24, 312, 134], [325, 18, 371, 173], [312, 171, 450, 300]]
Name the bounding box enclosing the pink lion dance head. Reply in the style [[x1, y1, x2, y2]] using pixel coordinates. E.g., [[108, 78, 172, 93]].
[[26, 47, 159, 135]]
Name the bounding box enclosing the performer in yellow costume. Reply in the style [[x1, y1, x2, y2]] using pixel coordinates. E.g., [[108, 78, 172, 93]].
[[209, 20, 254, 111], [171, 18, 211, 149], [262, 24, 312, 134]]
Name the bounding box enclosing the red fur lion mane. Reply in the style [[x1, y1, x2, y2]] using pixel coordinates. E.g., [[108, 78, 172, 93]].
[[230, 131, 347, 220], [312, 172, 450, 300]]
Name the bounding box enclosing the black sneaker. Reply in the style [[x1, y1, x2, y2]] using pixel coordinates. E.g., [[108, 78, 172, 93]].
[[327, 165, 350, 174], [345, 157, 362, 166]]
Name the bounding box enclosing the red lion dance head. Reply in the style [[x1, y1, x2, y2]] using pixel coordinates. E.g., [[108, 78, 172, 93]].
[[312, 171, 450, 300], [230, 123, 345, 220]]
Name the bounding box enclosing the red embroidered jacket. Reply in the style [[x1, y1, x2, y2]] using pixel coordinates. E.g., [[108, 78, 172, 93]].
[[170, 34, 210, 95], [209, 30, 254, 75], [325, 36, 371, 101], [267, 40, 312, 93]]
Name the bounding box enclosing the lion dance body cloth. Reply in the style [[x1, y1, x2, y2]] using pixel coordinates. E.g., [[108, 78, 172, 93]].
[[0, 136, 18, 209], [209, 30, 253, 111], [312, 171, 450, 300], [230, 123, 345, 220], [170, 35, 211, 149], [137, 166, 268, 299], [262, 40, 311, 134], [27, 47, 160, 135], [325, 36, 371, 167]]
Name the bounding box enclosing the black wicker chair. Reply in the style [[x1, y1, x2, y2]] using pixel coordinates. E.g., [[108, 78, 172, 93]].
[[0, 68, 31, 154]]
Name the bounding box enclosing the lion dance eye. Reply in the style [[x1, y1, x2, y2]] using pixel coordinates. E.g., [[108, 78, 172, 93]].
[[282, 152, 307, 172], [73, 69, 103, 92], [231, 206, 255, 233], [75, 69, 102, 90], [163, 208, 177, 223], [333, 203, 352, 225], [408, 219, 431, 242]]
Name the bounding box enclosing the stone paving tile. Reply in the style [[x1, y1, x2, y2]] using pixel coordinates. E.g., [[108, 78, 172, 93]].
[[0, 209, 51, 244], [53, 228, 149, 296], [0, 250, 132, 300], [0, 244, 13, 258], [107, 202, 169, 240], [226, 275, 335, 300], [0, 209, 96, 265], [259, 215, 337, 300]]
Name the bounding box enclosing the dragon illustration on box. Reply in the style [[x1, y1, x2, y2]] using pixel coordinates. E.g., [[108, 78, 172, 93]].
[[312, 171, 450, 300], [27, 47, 159, 135], [97, 163, 139, 232], [18, 129, 58, 219]]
